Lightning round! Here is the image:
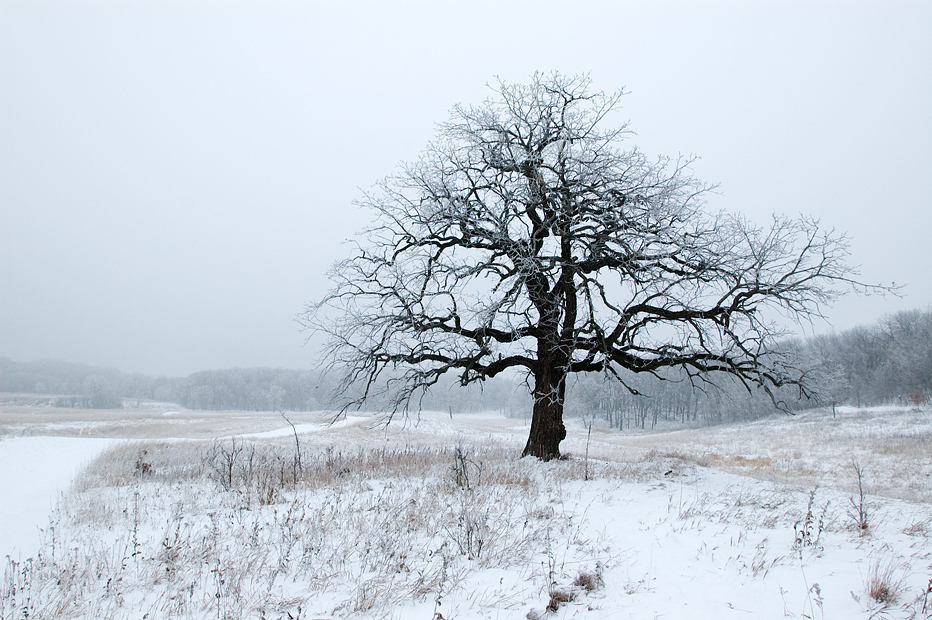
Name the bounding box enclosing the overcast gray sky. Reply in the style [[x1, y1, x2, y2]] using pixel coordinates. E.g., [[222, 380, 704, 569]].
[[1, 1, 930, 376]]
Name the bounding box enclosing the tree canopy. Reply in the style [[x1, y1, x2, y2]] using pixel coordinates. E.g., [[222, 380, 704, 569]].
[[304, 73, 884, 459]]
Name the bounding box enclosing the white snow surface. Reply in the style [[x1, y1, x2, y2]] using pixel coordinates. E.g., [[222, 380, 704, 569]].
[[239, 415, 368, 439], [0, 436, 113, 560], [1, 404, 931, 619]]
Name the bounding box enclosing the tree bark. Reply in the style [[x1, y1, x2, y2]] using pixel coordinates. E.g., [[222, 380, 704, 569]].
[[522, 350, 568, 460]]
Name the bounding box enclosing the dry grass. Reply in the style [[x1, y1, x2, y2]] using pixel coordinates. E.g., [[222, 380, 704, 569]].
[[545, 587, 576, 612], [2, 438, 638, 619], [866, 556, 907, 605], [573, 565, 604, 592], [588, 406, 932, 502], [5, 405, 932, 619]]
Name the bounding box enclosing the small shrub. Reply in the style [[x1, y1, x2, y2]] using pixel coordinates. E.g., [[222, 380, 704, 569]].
[[450, 446, 482, 490], [848, 461, 870, 535], [866, 556, 906, 605], [573, 565, 604, 592], [133, 450, 154, 477], [546, 587, 575, 612], [446, 498, 488, 560], [793, 488, 827, 551]]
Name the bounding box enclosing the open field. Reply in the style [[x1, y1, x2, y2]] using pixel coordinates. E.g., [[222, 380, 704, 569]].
[[2, 400, 931, 619]]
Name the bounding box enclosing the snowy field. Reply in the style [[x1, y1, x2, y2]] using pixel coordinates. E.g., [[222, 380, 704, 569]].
[[1, 401, 931, 619]]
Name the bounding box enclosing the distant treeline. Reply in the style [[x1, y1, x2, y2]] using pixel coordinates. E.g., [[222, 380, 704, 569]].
[[1, 308, 929, 426], [0, 358, 531, 414], [800, 307, 932, 407], [0, 358, 128, 409], [565, 307, 932, 429], [159, 368, 532, 415], [0, 359, 322, 411]]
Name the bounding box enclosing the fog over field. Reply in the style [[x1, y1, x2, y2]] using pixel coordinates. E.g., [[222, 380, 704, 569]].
[[1, 1, 930, 376]]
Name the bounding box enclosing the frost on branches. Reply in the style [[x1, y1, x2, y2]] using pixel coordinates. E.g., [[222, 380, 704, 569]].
[[303, 73, 884, 460]]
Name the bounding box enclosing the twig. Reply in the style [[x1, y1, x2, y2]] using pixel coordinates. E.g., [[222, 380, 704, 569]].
[[280, 410, 302, 482]]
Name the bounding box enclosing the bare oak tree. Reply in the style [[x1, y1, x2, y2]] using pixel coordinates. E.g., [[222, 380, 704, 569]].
[[302, 73, 883, 460]]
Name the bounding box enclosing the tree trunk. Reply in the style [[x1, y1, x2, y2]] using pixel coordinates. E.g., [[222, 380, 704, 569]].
[[522, 356, 567, 460]]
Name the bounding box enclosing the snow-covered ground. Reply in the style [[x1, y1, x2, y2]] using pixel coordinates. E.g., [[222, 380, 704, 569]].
[[0, 436, 113, 560], [1, 403, 931, 619]]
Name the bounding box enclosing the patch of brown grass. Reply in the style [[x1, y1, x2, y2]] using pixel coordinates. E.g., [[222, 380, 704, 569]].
[[867, 557, 907, 605]]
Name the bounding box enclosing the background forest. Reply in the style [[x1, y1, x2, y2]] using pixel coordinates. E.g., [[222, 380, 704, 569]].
[[2, 307, 930, 429]]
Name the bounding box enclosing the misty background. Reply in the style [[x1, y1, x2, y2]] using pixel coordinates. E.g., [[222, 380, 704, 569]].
[[2, 1, 930, 378], [3, 307, 931, 428]]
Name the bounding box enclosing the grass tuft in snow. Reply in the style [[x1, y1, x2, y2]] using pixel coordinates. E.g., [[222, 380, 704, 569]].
[[866, 555, 908, 606]]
